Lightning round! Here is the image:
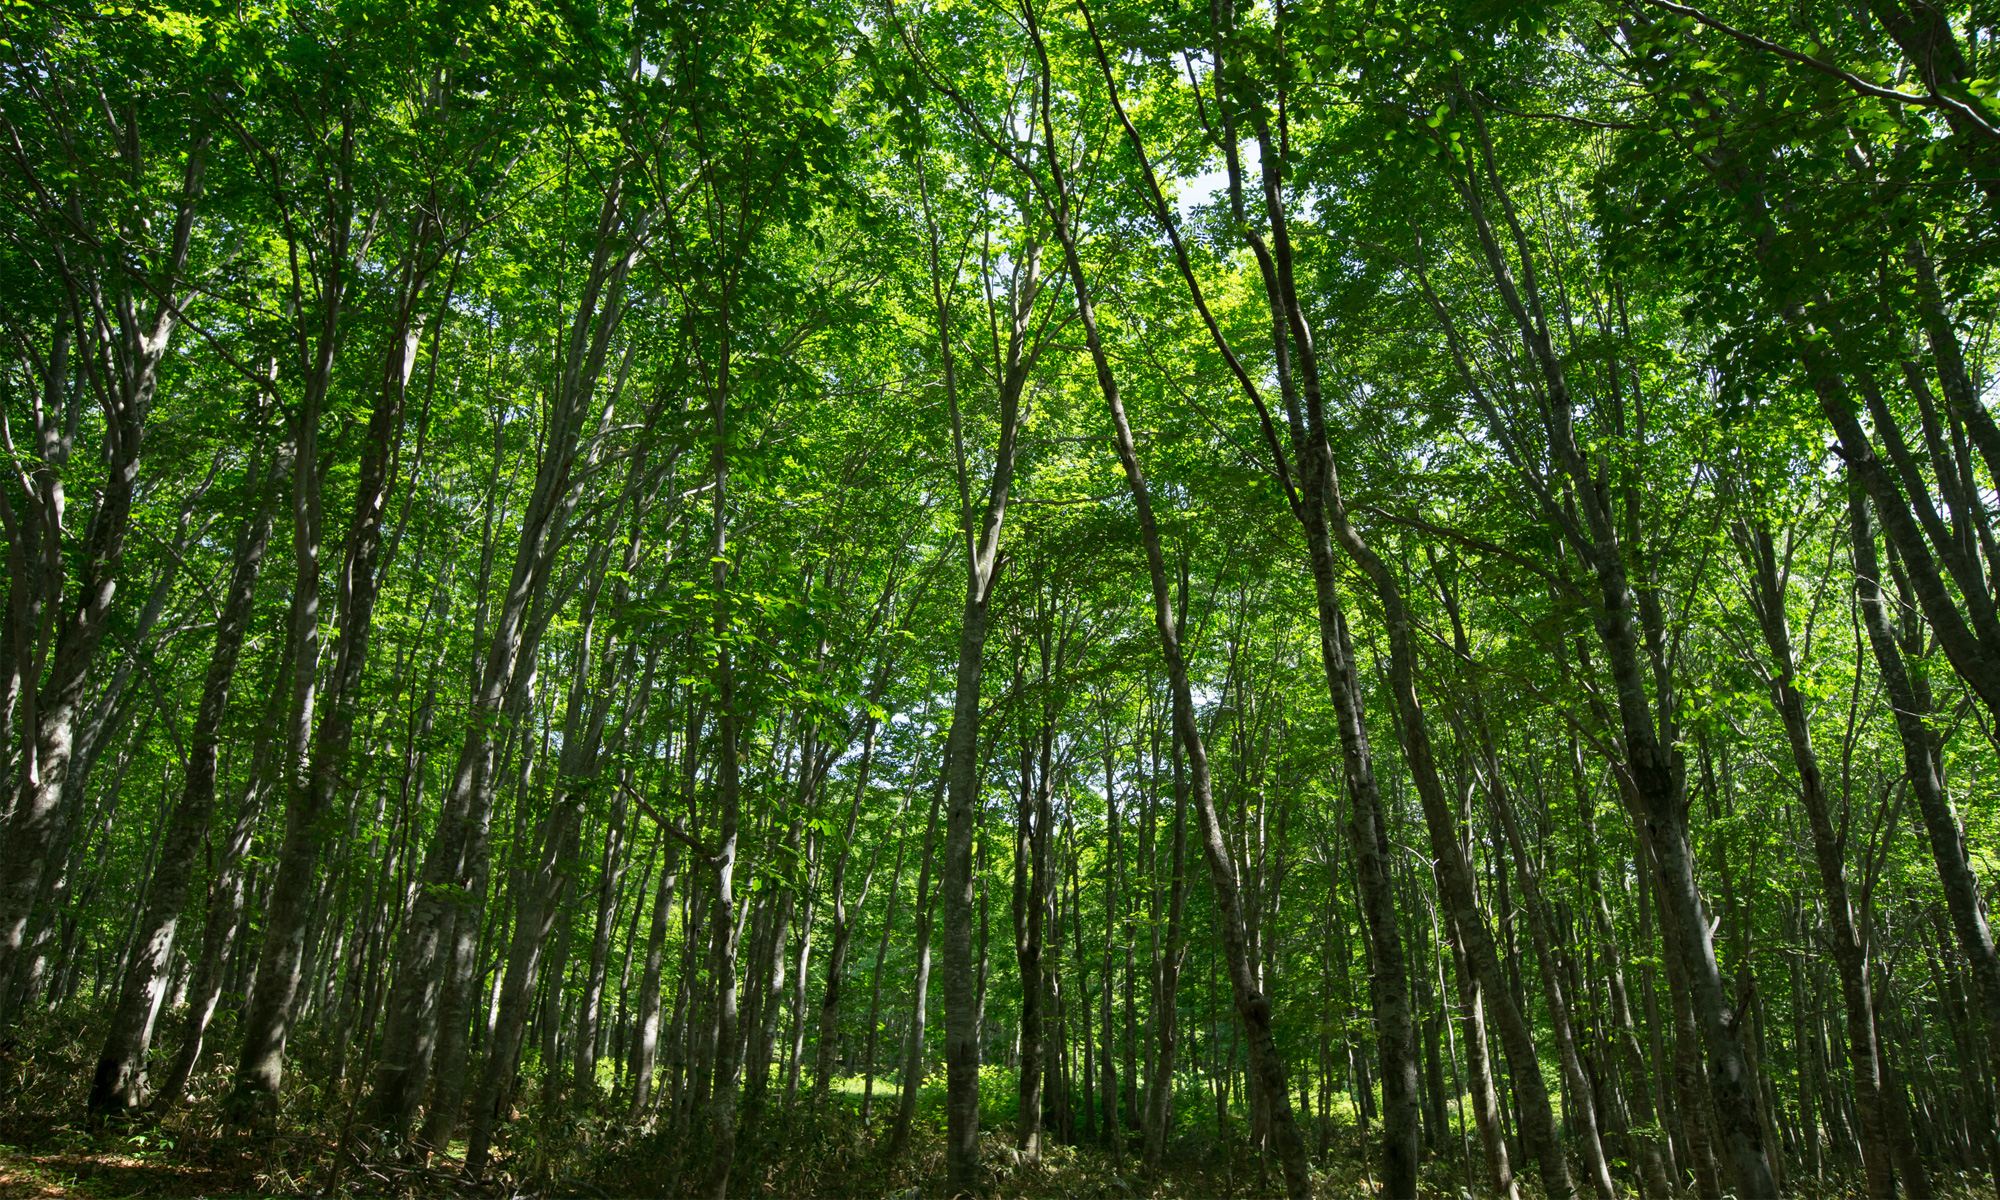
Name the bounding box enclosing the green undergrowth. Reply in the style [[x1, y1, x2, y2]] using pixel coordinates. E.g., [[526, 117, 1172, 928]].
[[2, 1013, 1987, 1197]]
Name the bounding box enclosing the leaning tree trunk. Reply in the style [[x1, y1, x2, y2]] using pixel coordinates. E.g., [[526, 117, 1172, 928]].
[[151, 630, 291, 1115], [89, 433, 290, 1112], [1848, 479, 2000, 1131], [1739, 518, 1913, 1198], [1026, 13, 1310, 1191], [371, 187, 639, 1138], [1069, 13, 1422, 1187], [1345, 527, 1580, 1200], [1438, 94, 1778, 1196], [0, 140, 203, 1015]]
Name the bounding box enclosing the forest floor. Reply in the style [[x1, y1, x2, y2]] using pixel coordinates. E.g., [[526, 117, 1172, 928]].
[[0, 1015, 1350, 1198], [0, 1089, 1422, 1200], [0, 1022, 1982, 1200], [4, 1118, 1995, 1199], [0, 1128, 262, 1198], [0, 1119, 1318, 1200]]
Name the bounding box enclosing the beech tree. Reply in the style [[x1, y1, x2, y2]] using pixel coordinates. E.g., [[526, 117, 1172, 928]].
[[4, 0, 2000, 1197]]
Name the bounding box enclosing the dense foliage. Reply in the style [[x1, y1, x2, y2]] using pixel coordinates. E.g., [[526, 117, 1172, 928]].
[[2, 0, 1998, 1195]]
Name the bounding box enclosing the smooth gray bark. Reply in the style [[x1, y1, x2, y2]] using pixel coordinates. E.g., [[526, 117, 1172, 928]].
[[90, 434, 288, 1112]]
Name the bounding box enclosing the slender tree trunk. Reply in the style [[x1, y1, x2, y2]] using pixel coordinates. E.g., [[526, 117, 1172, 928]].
[[575, 789, 631, 1096], [700, 302, 745, 1200], [887, 771, 945, 1158], [1070, 17, 1423, 1186], [1436, 95, 1777, 1195], [372, 186, 640, 1138], [813, 717, 878, 1100], [1142, 722, 1190, 1176], [1024, 18, 1309, 1192], [860, 806, 914, 1127], [1099, 726, 1121, 1164], [464, 798, 583, 1177], [224, 307, 339, 1121], [922, 153, 1038, 1194], [90, 434, 288, 1111], [0, 142, 204, 1011], [1014, 710, 1056, 1160], [1737, 518, 1911, 1196], [632, 830, 682, 1116], [1848, 476, 2000, 1133]]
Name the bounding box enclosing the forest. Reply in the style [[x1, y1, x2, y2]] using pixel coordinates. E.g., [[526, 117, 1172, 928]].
[[1, 0, 1998, 1196]]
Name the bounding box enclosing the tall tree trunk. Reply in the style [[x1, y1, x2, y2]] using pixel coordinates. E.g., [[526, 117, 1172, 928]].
[[632, 829, 682, 1116], [152, 630, 291, 1115], [1576, 756, 1675, 1200], [1014, 699, 1059, 1160], [223, 254, 345, 1120], [1847, 477, 2000, 1137], [1737, 518, 1912, 1197], [887, 769, 945, 1158], [420, 846, 490, 1149], [699, 287, 745, 1200], [1067, 14, 1423, 1187], [90, 433, 288, 1111], [0, 139, 205, 1012], [371, 188, 639, 1137], [1430, 94, 1778, 1196], [1142, 720, 1190, 1176], [922, 151, 1039, 1193], [1451, 929, 1518, 1200], [813, 716, 879, 1101], [1099, 721, 1121, 1163], [1026, 15, 1310, 1193]]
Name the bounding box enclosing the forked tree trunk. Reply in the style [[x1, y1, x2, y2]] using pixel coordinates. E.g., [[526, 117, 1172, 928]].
[[0, 139, 205, 1014], [923, 151, 1040, 1192], [1848, 478, 2000, 1139], [1434, 94, 1777, 1196]]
